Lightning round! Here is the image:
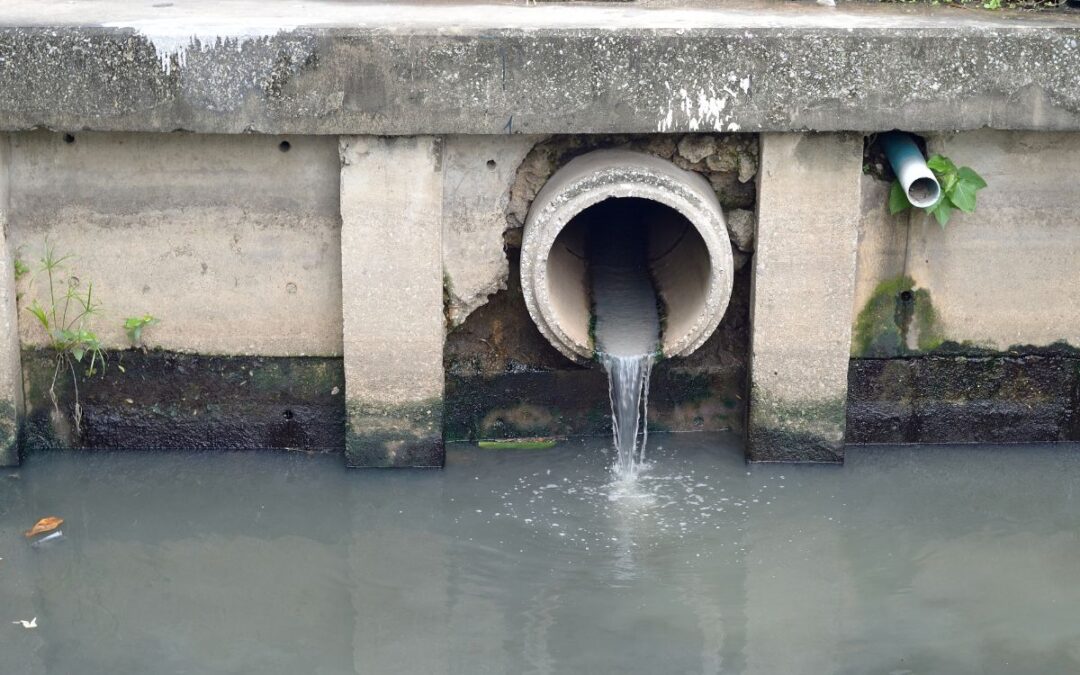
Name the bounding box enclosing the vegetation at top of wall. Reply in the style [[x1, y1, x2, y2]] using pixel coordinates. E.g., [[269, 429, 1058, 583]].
[[888, 155, 987, 227], [852, 276, 945, 358], [22, 242, 107, 436]]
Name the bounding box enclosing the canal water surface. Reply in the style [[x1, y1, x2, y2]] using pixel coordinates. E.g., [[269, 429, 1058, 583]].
[[3, 434, 1080, 674]]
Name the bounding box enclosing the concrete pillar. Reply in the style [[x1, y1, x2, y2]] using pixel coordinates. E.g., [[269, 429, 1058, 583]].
[[747, 133, 862, 463], [339, 136, 445, 467], [0, 134, 22, 466]]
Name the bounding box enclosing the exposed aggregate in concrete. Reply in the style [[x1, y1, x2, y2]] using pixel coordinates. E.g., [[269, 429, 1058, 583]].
[[1, 14, 1079, 134]]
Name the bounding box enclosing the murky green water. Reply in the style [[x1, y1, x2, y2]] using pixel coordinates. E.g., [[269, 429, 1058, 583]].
[[3, 434, 1080, 674]]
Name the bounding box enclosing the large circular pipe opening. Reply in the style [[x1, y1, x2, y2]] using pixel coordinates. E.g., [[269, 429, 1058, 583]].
[[521, 150, 734, 363]]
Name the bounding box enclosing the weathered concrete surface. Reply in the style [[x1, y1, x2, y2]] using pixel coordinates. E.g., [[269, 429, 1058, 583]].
[[748, 133, 862, 462], [10, 131, 342, 356], [340, 136, 444, 467], [851, 130, 1080, 356], [0, 1, 1079, 135], [0, 134, 22, 466], [442, 135, 539, 327]]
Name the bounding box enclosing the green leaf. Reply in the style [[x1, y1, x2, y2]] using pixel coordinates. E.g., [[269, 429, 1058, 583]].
[[949, 181, 978, 213], [27, 302, 49, 330], [956, 166, 987, 190], [926, 154, 956, 175], [888, 181, 911, 214], [71, 346, 85, 362], [929, 200, 953, 228]]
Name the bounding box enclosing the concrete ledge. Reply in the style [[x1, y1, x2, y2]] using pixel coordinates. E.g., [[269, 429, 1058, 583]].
[[0, 1, 1079, 135]]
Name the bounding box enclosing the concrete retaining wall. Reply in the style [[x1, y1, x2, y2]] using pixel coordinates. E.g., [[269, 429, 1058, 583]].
[[3, 2, 1080, 465]]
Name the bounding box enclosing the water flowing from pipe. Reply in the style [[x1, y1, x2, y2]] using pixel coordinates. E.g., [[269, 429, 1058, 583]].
[[587, 205, 661, 481]]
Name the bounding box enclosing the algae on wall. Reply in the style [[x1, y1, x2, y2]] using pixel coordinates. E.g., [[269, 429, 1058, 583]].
[[852, 276, 944, 358]]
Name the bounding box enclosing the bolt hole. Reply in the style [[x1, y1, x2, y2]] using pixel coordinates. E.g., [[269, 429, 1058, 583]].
[[899, 290, 914, 302], [486, 159, 497, 170], [63, 133, 75, 144], [282, 409, 294, 420], [278, 140, 291, 152]]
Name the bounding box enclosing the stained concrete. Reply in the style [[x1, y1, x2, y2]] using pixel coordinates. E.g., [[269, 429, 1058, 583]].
[[339, 136, 444, 467], [0, 134, 21, 466], [748, 133, 862, 462], [9, 131, 343, 357], [0, 2, 1079, 135]]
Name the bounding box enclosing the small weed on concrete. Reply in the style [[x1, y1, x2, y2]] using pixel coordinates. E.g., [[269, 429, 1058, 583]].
[[23, 241, 106, 436]]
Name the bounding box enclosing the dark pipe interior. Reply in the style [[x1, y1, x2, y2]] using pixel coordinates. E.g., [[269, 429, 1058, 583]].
[[548, 197, 711, 357]]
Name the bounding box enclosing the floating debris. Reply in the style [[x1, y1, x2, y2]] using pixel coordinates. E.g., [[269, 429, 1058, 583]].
[[24, 516, 63, 538], [12, 617, 37, 629]]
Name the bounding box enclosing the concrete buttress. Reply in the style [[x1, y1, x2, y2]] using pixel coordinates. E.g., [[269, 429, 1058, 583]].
[[339, 136, 445, 467]]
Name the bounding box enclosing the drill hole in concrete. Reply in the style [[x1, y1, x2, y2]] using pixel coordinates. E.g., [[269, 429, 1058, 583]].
[[549, 197, 710, 355], [278, 140, 291, 152], [63, 133, 75, 144], [486, 159, 497, 170]]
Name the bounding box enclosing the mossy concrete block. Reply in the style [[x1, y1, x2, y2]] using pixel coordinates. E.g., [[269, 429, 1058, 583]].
[[748, 133, 863, 463], [20, 349, 345, 453], [847, 355, 1079, 444]]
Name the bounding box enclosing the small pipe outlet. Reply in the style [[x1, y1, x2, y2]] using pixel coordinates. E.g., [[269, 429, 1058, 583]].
[[520, 150, 735, 364], [881, 132, 941, 209]]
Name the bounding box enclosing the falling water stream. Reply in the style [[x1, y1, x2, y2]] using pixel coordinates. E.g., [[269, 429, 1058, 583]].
[[587, 206, 660, 481]]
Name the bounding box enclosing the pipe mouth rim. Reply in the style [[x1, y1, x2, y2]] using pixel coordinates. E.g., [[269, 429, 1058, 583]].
[[907, 176, 941, 209], [521, 150, 734, 364]]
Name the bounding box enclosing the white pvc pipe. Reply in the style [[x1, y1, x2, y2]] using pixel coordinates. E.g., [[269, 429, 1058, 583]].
[[881, 132, 941, 209]]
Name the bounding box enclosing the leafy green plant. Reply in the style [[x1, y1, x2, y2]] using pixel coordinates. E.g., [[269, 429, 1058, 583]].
[[23, 242, 106, 435], [889, 154, 987, 227], [124, 314, 159, 347]]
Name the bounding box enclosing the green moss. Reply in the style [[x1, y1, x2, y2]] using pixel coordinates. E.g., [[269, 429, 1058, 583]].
[[478, 438, 559, 450], [852, 276, 945, 358], [911, 288, 945, 352]]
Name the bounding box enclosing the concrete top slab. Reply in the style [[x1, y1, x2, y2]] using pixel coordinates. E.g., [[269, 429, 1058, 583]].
[[0, 0, 1078, 134]]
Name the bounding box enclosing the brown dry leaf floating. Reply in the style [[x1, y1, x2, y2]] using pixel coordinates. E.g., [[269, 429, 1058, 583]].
[[24, 516, 63, 538]]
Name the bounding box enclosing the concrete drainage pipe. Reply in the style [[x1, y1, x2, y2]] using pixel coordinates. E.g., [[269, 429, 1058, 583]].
[[520, 149, 735, 364]]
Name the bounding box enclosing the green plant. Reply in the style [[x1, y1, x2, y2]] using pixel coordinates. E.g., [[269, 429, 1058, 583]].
[[124, 314, 159, 347], [889, 154, 987, 227], [13, 258, 30, 280], [24, 242, 106, 435]]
